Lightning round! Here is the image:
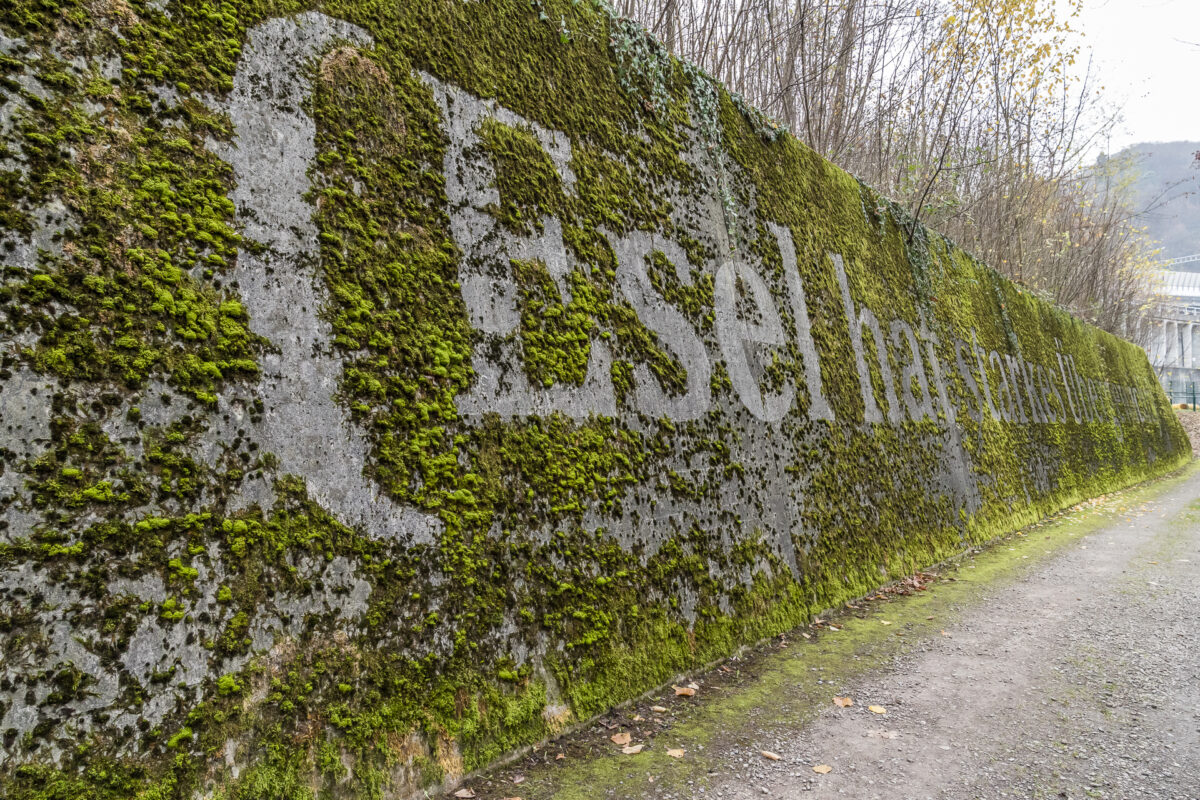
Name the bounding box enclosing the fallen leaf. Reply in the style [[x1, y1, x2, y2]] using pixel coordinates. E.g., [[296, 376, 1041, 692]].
[[610, 732, 631, 746], [555, 753, 565, 760], [622, 744, 644, 755], [926, 615, 935, 620], [632, 715, 644, 722], [761, 750, 781, 761], [453, 790, 476, 799], [812, 764, 832, 774], [501, 797, 524, 800], [666, 748, 685, 758], [687, 682, 700, 690], [673, 686, 696, 697], [512, 775, 525, 784], [880, 620, 892, 626], [800, 632, 811, 639], [651, 705, 668, 713], [868, 705, 887, 714], [828, 625, 841, 631], [833, 696, 853, 708]]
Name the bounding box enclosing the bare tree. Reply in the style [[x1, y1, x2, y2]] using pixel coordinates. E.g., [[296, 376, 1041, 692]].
[[619, 0, 1159, 337]]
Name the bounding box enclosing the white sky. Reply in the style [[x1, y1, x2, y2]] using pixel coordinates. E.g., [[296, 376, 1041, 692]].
[[1072, 0, 1200, 153]]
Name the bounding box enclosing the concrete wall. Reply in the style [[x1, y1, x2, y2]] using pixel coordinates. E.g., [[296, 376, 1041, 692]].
[[0, 3, 1189, 798]]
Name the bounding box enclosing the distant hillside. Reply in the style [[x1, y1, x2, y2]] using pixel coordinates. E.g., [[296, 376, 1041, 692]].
[[1105, 141, 1200, 262]]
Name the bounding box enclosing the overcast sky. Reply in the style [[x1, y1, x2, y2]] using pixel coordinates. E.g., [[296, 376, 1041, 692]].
[[1073, 0, 1200, 153]]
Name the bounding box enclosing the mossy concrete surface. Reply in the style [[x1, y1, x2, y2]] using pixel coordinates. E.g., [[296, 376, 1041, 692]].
[[479, 458, 1200, 800], [0, 1, 1189, 798]]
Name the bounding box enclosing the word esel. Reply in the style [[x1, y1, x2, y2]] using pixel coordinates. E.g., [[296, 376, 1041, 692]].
[[421, 74, 1143, 429]]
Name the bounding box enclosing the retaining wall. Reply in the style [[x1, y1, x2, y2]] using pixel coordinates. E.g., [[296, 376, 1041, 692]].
[[0, 2, 1188, 797]]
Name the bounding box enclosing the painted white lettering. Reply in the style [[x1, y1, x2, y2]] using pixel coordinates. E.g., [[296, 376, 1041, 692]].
[[833, 254, 899, 424], [890, 319, 934, 421], [715, 260, 795, 422], [611, 232, 711, 421], [772, 223, 833, 421]]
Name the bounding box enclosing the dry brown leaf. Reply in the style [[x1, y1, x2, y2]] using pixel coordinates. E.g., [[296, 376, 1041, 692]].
[[868, 705, 887, 714], [651, 705, 668, 713], [666, 748, 685, 758], [621, 744, 644, 755], [501, 797, 524, 800], [673, 686, 696, 697], [828, 625, 841, 631], [555, 752, 565, 760], [761, 750, 781, 761], [812, 764, 832, 774], [453, 790, 476, 799], [610, 732, 631, 746], [632, 715, 644, 722], [832, 696, 853, 708]]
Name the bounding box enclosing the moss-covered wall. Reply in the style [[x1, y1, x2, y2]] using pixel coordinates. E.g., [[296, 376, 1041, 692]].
[[0, 1, 1188, 798]]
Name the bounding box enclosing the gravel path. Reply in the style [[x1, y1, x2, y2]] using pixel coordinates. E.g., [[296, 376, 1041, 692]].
[[701, 468, 1200, 800]]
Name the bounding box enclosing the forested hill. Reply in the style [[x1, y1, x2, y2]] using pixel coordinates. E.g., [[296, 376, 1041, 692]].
[[1112, 141, 1200, 261]]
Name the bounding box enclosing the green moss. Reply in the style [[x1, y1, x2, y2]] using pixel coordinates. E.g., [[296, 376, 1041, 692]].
[[512, 259, 596, 387], [0, 0, 1189, 799]]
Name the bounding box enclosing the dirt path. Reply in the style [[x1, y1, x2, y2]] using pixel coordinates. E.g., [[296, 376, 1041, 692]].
[[457, 462, 1200, 800], [706, 467, 1200, 800]]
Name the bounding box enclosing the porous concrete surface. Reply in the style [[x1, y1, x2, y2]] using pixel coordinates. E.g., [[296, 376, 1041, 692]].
[[470, 463, 1200, 800], [220, 12, 440, 544], [0, 9, 1187, 789]]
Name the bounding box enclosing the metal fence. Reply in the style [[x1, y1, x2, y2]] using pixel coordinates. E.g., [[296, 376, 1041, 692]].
[[1163, 380, 1200, 408]]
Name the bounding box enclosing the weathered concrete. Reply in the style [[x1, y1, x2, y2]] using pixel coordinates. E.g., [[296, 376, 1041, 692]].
[[0, 3, 1188, 798], [480, 461, 1200, 800]]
